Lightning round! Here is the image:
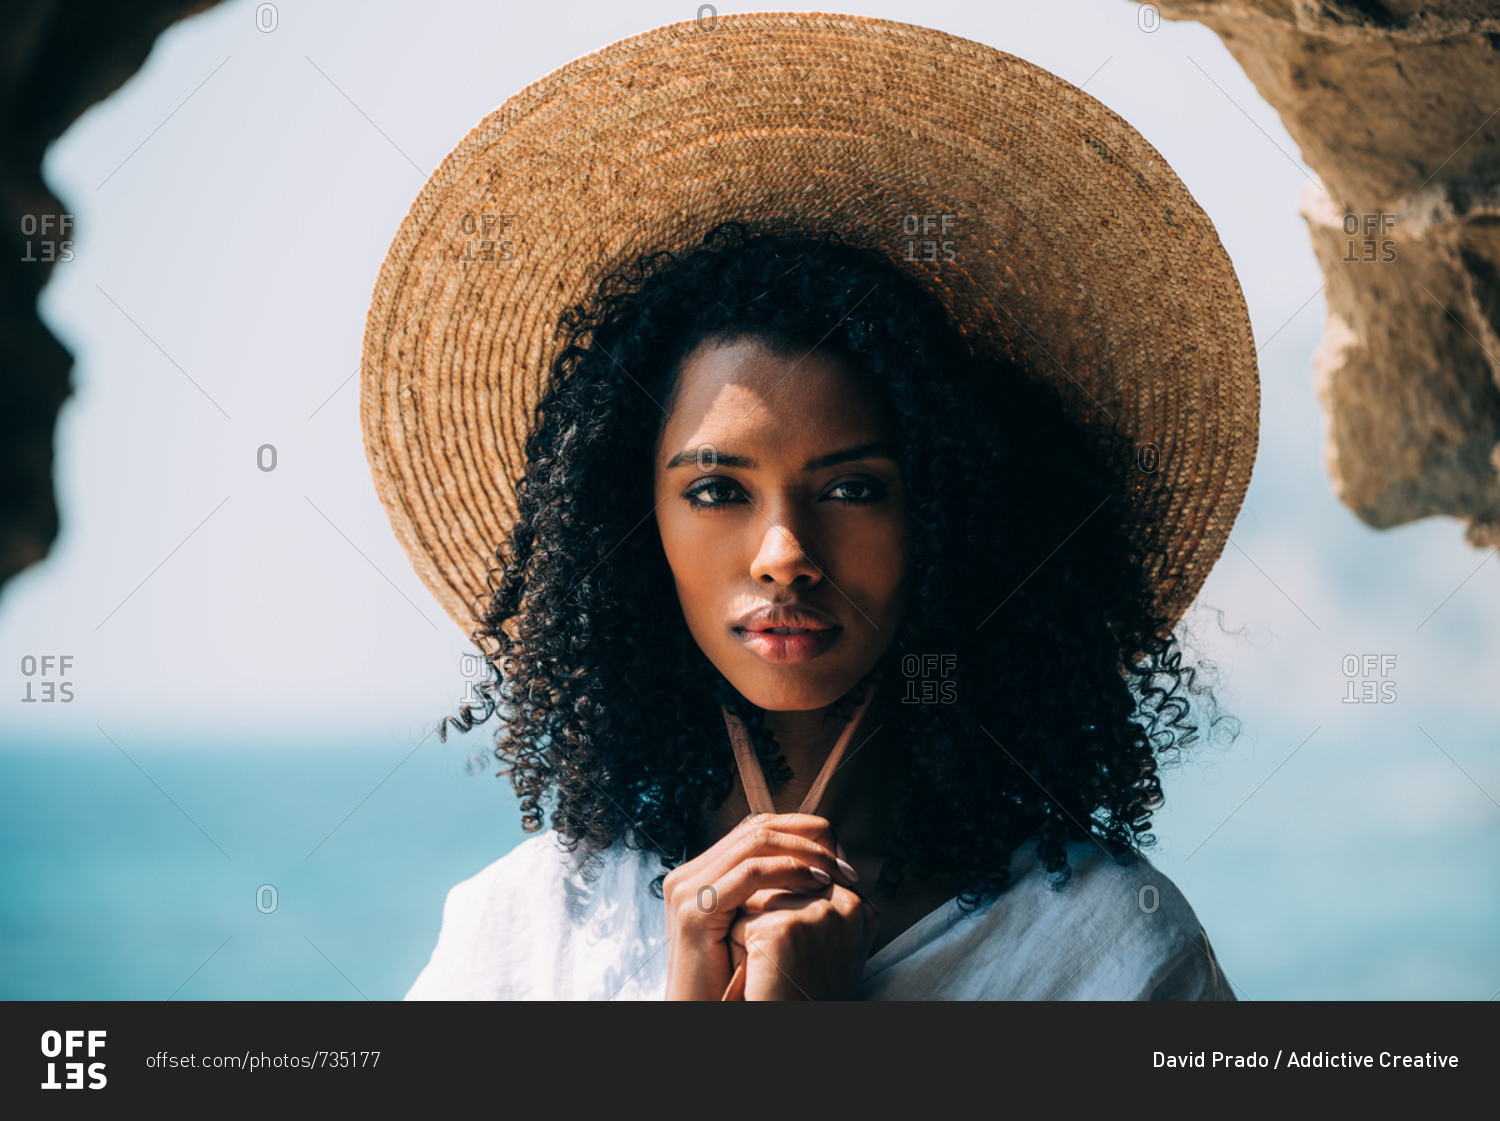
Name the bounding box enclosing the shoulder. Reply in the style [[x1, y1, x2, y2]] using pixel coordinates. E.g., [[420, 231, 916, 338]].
[[1024, 840, 1233, 1000], [403, 833, 574, 1001], [862, 839, 1233, 1001], [404, 832, 669, 1000], [441, 830, 583, 924]]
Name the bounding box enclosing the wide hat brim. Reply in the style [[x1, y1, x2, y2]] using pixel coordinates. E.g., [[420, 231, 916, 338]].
[[361, 10, 1260, 653]]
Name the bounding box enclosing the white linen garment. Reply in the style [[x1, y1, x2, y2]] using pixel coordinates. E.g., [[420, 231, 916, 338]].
[[405, 831, 1234, 1000]]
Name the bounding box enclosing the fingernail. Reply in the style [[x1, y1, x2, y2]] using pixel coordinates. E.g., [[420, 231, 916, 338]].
[[836, 857, 859, 882], [809, 865, 832, 884]]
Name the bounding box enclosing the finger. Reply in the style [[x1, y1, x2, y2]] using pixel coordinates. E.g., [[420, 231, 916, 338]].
[[705, 855, 842, 916], [738, 815, 858, 884], [664, 814, 849, 914], [687, 825, 849, 892], [729, 820, 853, 883], [664, 811, 825, 895], [739, 887, 832, 914], [829, 883, 876, 920], [737, 885, 834, 914], [738, 885, 876, 925], [726, 913, 760, 973], [730, 813, 841, 862]]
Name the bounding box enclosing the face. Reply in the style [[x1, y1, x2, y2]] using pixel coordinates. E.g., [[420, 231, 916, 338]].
[[653, 336, 913, 712]]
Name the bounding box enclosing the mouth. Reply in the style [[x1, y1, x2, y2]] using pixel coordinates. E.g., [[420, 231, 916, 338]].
[[733, 624, 842, 664]]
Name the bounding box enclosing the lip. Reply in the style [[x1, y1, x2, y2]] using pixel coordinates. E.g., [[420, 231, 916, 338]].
[[732, 603, 843, 665]]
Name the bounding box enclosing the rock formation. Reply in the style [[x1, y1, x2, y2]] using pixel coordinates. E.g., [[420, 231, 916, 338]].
[[1144, 0, 1500, 546], [1, 0, 223, 597]]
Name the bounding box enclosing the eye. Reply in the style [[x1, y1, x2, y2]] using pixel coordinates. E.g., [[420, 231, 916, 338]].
[[824, 478, 885, 505], [681, 477, 745, 510]]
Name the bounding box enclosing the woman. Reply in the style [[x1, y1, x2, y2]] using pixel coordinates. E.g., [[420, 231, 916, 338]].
[[360, 14, 1258, 1000], [403, 223, 1239, 1000]]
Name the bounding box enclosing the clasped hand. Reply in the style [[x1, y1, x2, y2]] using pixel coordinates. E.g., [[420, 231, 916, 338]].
[[663, 812, 878, 1000]]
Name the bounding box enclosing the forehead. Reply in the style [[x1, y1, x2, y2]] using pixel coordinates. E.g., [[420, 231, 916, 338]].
[[659, 337, 894, 454]]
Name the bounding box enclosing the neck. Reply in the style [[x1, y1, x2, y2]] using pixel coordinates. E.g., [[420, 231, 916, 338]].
[[712, 693, 897, 857], [761, 704, 859, 807]]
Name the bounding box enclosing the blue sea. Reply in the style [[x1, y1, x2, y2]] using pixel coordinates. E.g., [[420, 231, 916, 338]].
[[3, 730, 1497, 1000], [1, 736, 528, 1000]]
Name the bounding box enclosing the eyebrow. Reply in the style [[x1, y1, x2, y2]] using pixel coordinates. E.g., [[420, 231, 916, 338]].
[[664, 441, 901, 471]]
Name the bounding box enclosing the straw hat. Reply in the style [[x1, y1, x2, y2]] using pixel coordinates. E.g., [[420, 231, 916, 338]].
[[360, 11, 1259, 655]]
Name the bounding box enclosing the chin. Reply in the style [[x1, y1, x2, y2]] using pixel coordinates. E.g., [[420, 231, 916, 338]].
[[728, 666, 864, 712]]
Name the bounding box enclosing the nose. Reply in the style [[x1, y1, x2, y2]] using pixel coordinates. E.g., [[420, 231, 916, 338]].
[[749, 505, 823, 588]]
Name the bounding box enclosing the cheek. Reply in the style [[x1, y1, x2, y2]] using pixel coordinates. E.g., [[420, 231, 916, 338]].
[[657, 510, 731, 627], [846, 513, 912, 618]]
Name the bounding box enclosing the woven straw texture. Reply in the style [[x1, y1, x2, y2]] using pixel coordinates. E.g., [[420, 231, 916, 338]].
[[360, 11, 1260, 650]]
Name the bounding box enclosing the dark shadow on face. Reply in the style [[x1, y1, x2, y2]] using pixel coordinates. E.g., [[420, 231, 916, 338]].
[[652, 334, 913, 712]]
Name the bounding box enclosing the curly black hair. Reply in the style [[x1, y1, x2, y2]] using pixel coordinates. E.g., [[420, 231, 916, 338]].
[[440, 220, 1241, 908]]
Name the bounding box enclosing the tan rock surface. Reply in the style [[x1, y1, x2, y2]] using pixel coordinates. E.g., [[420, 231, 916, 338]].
[[1147, 0, 1500, 547]]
